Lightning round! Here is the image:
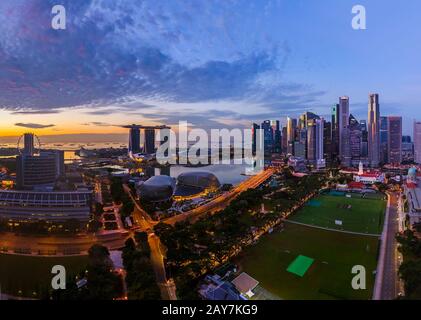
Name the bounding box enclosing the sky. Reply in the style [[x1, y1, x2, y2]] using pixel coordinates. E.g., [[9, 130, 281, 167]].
[[0, 0, 421, 141]]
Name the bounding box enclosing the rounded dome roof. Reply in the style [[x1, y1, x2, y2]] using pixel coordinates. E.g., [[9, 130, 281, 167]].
[[138, 175, 175, 202], [176, 171, 220, 188]]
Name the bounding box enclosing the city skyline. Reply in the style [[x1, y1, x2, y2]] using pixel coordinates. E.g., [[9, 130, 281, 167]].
[[1, 1, 420, 304], [1, 0, 421, 139]]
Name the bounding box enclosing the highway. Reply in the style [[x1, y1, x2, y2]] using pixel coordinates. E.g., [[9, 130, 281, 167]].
[[376, 191, 402, 300]]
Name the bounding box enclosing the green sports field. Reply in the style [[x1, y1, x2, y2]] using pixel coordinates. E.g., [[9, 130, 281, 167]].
[[236, 223, 379, 300], [288, 193, 386, 234]]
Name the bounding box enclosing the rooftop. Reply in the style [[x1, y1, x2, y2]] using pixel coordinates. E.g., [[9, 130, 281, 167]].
[[231, 272, 259, 294]]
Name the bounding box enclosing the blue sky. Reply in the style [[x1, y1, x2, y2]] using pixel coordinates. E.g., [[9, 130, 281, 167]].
[[0, 0, 420, 136]]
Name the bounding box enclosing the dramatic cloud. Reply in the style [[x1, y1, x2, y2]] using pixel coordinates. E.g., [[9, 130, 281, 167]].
[[14, 122, 55, 129], [0, 0, 324, 120], [10, 109, 61, 115], [82, 121, 117, 127]]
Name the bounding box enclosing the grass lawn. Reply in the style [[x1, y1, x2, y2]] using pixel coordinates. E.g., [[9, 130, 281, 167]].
[[288, 194, 386, 234], [236, 223, 379, 300], [0, 254, 87, 298]]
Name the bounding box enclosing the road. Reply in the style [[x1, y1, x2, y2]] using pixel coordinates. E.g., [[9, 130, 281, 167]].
[[376, 191, 401, 300], [148, 233, 177, 300], [123, 184, 178, 300], [123, 184, 156, 231], [0, 231, 127, 255]]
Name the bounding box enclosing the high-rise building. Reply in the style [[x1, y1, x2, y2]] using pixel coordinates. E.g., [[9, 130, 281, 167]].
[[323, 121, 333, 165], [128, 126, 141, 154], [144, 128, 156, 154], [387, 116, 402, 164], [281, 126, 288, 154], [380, 116, 389, 164], [287, 117, 297, 155], [271, 120, 282, 153], [368, 93, 380, 167], [414, 121, 421, 164], [338, 97, 351, 166], [295, 128, 307, 158], [307, 120, 316, 162], [360, 120, 368, 159], [261, 120, 273, 155], [331, 104, 339, 144], [293, 141, 306, 158], [349, 114, 362, 164], [252, 123, 260, 155], [316, 119, 325, 168], [402, 136, 412, 143], [16, 151, 64, 190], [303, 112, 320, 125], [298, 114, 306, 130], [402, 135, 414, 163], [307, 118, 325, 168], [331, 104, 340, 163], [23, 133, 35, 156], [124, 124, 171, 157]]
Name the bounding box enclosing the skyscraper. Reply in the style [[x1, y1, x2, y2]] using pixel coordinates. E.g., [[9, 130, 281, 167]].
[[380, 116, 389, 164], [414, 121, 421, 164], [402, 135, 414, 163], [260, 120, 274, 155], [303, 112, 320, 125], [331, 104, 340, 163], [252, 123, 260, 155], [368, 93, 380, 167], [323, 121, 333, 165], [307, 120, 316, 162], [315, 118, 325, 168], [281, 126, 288, 154], [338, 96, 351, 166], [271, 120, 282, 153], [349, 114, 362, 164], [287, 117, 297, 155], [128, 126, 141, 154], [307, 118, 325, 168], [293, 127, 307, 158], [387, 116, 402, 164], [144, 128, 156, 154], [360, 120, 368, 159]]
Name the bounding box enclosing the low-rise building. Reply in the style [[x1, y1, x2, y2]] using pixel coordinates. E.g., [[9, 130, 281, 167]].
[[404, 167, 421, 225], [199, 275, 244, 300], [0, 189, 92, 223]]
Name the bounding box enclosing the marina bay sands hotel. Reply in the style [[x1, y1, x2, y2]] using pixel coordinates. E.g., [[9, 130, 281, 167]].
[[122, 124, 171, 155]]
